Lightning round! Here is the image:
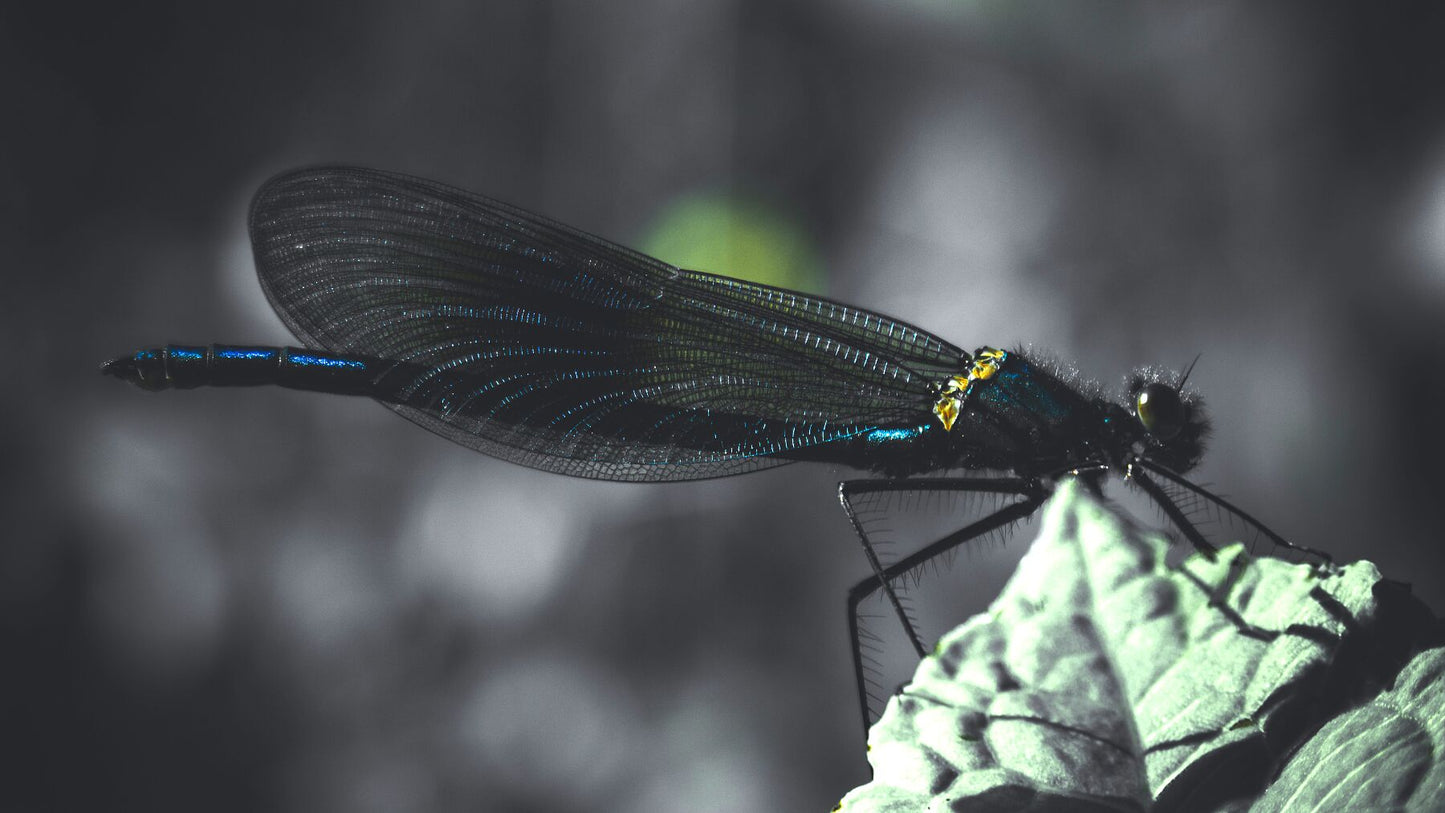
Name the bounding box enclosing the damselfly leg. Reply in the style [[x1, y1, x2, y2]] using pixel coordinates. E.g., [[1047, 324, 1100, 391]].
[[837, 461, 1329, 733], [1131, 459, 1334, 565], [839, 476, 1048, 730]]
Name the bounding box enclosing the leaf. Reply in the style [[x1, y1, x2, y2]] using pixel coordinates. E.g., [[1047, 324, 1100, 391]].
[[1251, 646, 1445, 812], [836, 479, 1421, 812]]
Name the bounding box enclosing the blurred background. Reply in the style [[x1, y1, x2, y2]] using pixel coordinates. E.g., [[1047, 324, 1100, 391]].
[[4, 1, 1445, 810]]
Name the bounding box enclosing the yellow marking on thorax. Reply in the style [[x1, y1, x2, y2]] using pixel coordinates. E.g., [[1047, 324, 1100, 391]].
[[931, 347, 1007, 431]]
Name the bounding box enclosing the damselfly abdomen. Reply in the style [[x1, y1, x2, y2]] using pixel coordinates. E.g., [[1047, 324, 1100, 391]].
[[105, 167, 1328, 729]]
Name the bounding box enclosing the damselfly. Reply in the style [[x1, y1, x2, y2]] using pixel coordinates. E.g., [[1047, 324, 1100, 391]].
[[105, 167, 1329, 729]]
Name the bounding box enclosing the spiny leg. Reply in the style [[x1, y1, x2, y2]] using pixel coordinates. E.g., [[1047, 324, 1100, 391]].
[[838, 477, 1046, 731], [1127, 465, 1220, 558], [1133, 458, 1333, 565], [1130, 459, 1344, 646]]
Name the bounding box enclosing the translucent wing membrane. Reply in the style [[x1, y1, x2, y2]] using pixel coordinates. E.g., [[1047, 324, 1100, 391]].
[[249, 167, 966, 480]]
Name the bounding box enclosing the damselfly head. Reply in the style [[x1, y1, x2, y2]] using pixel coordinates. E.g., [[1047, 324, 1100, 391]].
[[1125, 367, 1211, 473]]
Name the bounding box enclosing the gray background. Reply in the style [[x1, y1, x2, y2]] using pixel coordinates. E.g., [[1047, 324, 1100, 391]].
[[4, 2, 1444, 811]]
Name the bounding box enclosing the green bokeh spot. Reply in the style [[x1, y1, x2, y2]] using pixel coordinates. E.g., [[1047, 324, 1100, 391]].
[[640, 192, 825, 294]]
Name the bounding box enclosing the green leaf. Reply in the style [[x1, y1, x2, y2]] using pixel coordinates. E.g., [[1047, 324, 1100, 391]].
[[1252, 646, 1445, 812], [638, 192, 824, 294], [837, 480, 1437, 812]]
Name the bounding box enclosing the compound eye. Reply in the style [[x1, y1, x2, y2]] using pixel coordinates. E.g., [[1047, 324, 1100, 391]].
[[1136, 382, 1185, 441]]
